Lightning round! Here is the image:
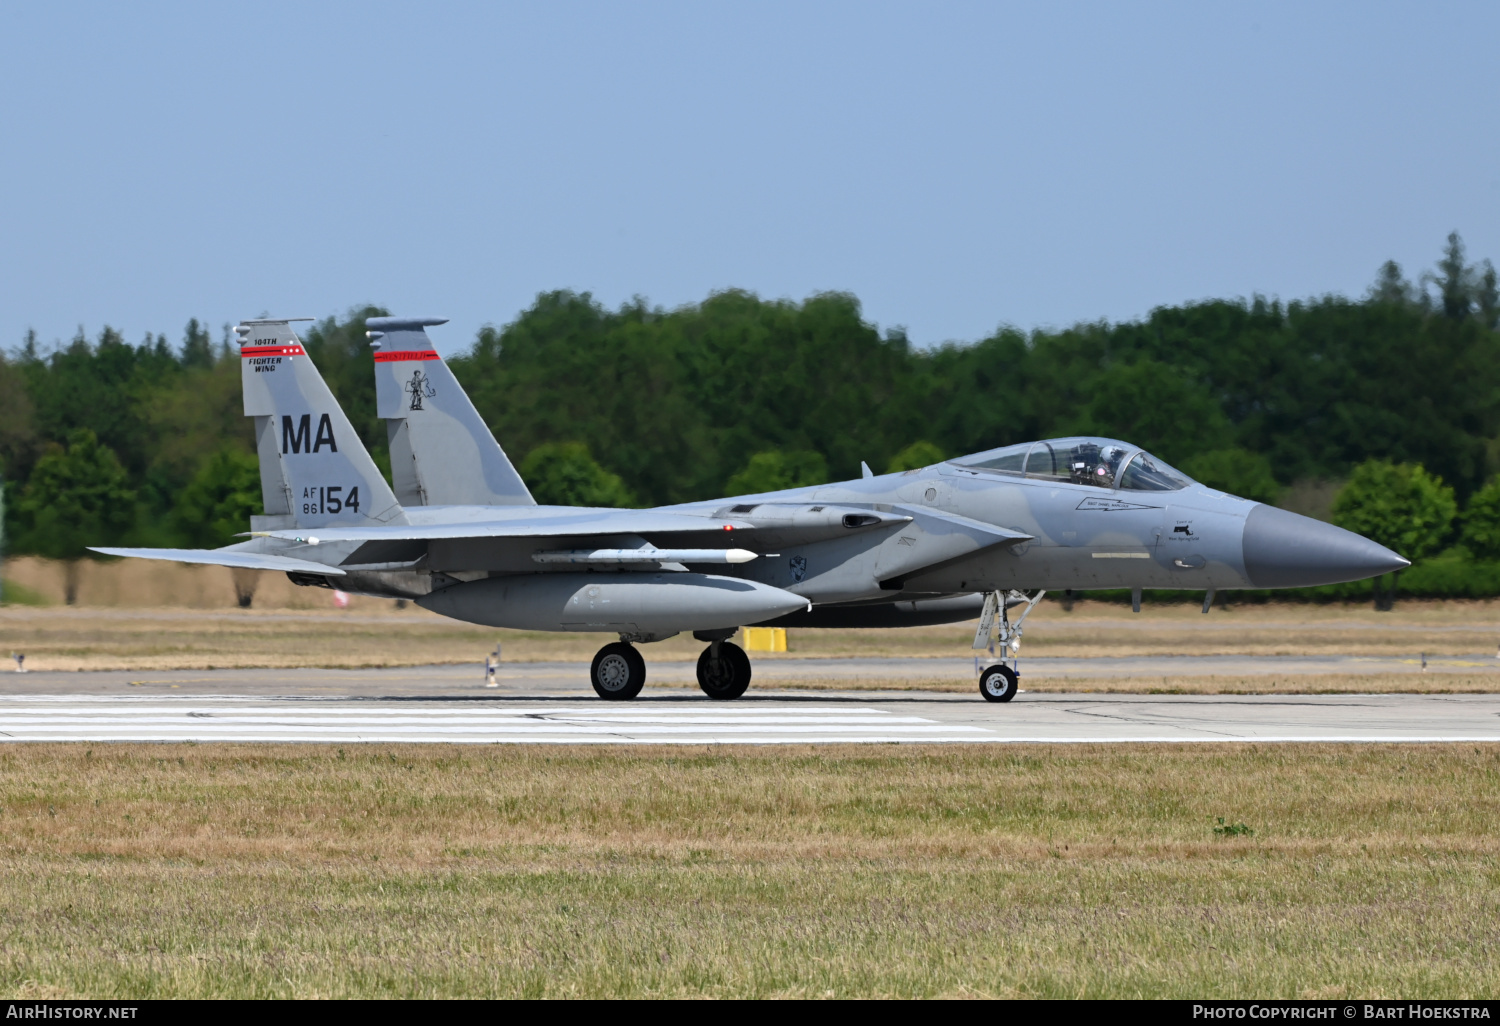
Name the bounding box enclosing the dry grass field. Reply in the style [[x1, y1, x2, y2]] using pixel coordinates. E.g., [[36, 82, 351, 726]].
[[4, 557, 1497, 997], [0, 742, 1496, 998]]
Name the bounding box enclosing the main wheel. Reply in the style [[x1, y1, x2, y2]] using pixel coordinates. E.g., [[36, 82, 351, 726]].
[[978, 663, 1018, 703], [697, 641, 752, 700], [591, 642, 646, 700]]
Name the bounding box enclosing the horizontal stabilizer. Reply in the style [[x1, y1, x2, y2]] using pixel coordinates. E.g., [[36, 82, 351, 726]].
[[88, 547, 347, 576]]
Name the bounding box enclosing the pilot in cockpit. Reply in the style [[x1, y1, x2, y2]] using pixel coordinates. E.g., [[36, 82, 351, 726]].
[[1099, 444, 1128, 482], [1067, 442, 1101, 484], [1067, 442, 1130, 487]]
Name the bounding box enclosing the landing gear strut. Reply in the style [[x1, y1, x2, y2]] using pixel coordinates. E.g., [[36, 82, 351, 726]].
[[590, 641, 646, 700], [975, 589, 1045, 703], [696, 640, 752, 700]]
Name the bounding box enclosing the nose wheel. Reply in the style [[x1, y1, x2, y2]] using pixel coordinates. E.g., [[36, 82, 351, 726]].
[[973, 589, 1042, 703], [591, 642, 646, 700], [697, 640, 752, 700], [979, 663, 1018, 702]]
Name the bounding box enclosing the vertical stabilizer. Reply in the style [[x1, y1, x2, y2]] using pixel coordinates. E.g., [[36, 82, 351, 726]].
[[368, 316, 535, 507], [238, 319, 407, 528]]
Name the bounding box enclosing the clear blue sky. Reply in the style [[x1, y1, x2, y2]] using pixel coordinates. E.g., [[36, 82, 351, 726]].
[[2, 1, 1496, 355]]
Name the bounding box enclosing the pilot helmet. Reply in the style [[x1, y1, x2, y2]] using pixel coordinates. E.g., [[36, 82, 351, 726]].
[[1098, 445, 1127, 480]]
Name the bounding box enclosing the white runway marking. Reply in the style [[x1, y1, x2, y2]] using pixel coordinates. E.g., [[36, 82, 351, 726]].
[[3, 690, 1500, 745], [0, 698, 991, 744]]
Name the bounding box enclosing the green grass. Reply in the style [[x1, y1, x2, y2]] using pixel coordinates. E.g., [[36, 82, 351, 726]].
[[0, 743, 1498, 998], [0, 578, 50, 606]]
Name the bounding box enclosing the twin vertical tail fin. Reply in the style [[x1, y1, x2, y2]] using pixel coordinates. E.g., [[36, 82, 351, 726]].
[[368, 317, 535, 507], [238, 319, 408, 529]]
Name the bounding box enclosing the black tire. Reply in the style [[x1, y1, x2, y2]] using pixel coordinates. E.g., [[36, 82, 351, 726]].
[[978, 663, 1018, 703], [697, 641, 752, 700], [591, 642, 646, 700]]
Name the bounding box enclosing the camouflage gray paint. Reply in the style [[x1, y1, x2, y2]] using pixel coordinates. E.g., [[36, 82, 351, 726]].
[[367, 316, 534, 508], [237, 318, 406, 529], [368, 321, 1402, 610], [93, 317, 1408, 699]]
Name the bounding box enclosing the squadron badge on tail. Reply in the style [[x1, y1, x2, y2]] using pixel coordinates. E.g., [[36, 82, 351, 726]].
[[405, 369, 436, 411]]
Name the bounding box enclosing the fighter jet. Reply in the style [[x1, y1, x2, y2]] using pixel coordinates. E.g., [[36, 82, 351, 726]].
[[94, 317, 1409, 703]]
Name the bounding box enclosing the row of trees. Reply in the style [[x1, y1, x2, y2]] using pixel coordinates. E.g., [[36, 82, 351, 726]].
[[2, 233, 1498, 601], [1333, 460, 1500, 608], [448, 232, 1500, 507]]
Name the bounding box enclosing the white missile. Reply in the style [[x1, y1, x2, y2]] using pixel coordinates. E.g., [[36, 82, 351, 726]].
[[531, 548, 759, 565]]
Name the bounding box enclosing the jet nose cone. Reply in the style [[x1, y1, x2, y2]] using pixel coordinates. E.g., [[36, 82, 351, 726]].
[[1242, 504, 1409, 588]]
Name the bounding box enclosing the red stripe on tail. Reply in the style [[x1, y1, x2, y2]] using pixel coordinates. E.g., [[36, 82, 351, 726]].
[[240, 345, 306, 357], [373, 351, 441, 363]]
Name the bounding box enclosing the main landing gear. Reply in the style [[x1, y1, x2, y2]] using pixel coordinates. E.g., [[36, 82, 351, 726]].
[[590, 641, 646, 700], [696, 639, 752, 700], [587, 635, 754, 701]]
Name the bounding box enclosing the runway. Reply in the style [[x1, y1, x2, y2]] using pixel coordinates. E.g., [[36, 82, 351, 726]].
[[2, 687, 1499, 744], [3, 651, 1499, 700]]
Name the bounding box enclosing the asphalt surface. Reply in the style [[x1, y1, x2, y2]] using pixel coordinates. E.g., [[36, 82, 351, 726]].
[[1, 660, 1498, 743], [1, 652, 1496, 700]]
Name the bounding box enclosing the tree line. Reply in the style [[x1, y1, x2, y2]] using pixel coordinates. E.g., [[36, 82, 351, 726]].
[[2, 232, 1498, 603]]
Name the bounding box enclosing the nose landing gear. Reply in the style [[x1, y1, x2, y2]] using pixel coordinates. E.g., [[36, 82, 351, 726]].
[[590, 641, 646, 700], [975, 588, 1044, 703], [979, 663, 1018, 702], [696, 639, 752, 700]]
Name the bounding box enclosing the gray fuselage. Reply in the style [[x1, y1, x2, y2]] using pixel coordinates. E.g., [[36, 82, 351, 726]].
[[310, 444, 1401, 626]]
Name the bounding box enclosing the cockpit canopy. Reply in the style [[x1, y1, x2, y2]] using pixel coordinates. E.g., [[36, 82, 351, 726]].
[[949, 436, 1193, 491]]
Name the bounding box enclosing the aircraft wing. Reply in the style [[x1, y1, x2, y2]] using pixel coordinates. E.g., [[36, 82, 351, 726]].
[[88, 547, 348, 576], [256, 505, 912, 544]]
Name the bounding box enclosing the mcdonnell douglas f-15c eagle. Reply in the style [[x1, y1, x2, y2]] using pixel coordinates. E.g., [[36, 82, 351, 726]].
[[93, 317, 1408, 703]]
